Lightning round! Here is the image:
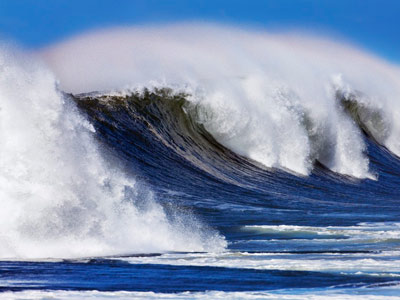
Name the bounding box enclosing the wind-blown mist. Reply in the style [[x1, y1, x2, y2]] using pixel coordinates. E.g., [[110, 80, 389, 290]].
[[0, 48, 225, 259], [41, 25, 400, 179]]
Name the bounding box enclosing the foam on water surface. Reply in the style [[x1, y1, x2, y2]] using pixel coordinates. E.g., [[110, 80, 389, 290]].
[[2, 289, 400, 300]]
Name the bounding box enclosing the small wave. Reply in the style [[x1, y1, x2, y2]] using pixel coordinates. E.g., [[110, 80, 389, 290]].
[[242, 223, 400, 243], [120, 249, 400, 274]]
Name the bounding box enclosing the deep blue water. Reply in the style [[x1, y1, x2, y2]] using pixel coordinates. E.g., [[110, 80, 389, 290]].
[[0, 260, 397, 293]]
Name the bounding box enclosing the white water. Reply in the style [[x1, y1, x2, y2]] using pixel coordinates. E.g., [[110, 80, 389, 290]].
[[121, 250, 400, 275], [115, 222, 400, 274], [3, 289, 400, 299], [41, 24, 400, 178], [0, 48, 226, 259]]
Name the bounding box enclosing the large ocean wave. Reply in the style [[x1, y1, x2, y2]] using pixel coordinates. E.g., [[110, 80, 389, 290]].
[[71, 86, 397, 183], [41, 25, 400, 178], [1, 24, 400, 293], [1, 24, 400, 297]]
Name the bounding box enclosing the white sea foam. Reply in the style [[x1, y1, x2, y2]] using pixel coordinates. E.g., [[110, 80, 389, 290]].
[[242, 223, 400, 241], [0, 47, 226, 259], [119, 250, 400, 275], [41, 24, 400, 178], [118, 222, 400, 274], [2, 289, 400, 299]]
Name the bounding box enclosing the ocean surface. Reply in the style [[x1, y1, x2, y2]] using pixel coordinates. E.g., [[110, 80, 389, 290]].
[[1, 26, 400, 299]]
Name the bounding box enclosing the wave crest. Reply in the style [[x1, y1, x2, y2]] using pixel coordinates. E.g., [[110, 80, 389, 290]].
[[41, 25, 400, 178]]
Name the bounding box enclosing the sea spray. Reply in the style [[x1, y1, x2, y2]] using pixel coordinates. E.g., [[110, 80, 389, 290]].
[[0, 48, 226, 259], [41, 25, 400, 178]]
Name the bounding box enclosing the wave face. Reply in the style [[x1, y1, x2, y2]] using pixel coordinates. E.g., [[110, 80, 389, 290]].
[[42, 25, 400, 178], [0, 49, 225, 259], [71, 87, 400, 228]]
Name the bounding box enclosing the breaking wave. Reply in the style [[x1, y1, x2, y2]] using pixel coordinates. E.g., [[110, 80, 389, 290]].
[[0, 48, 225, 259], [2, 24, 400, 259], [73, 84, 397, 182], [41, 24, 400, 178]]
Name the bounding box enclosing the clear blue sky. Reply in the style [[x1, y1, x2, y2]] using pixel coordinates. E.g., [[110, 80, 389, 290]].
[[0, 0, 399, 62]]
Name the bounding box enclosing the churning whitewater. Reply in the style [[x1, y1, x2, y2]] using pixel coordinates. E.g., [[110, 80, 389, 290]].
[[0, 48, 225, 259], [1, 24, 400, 299]]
